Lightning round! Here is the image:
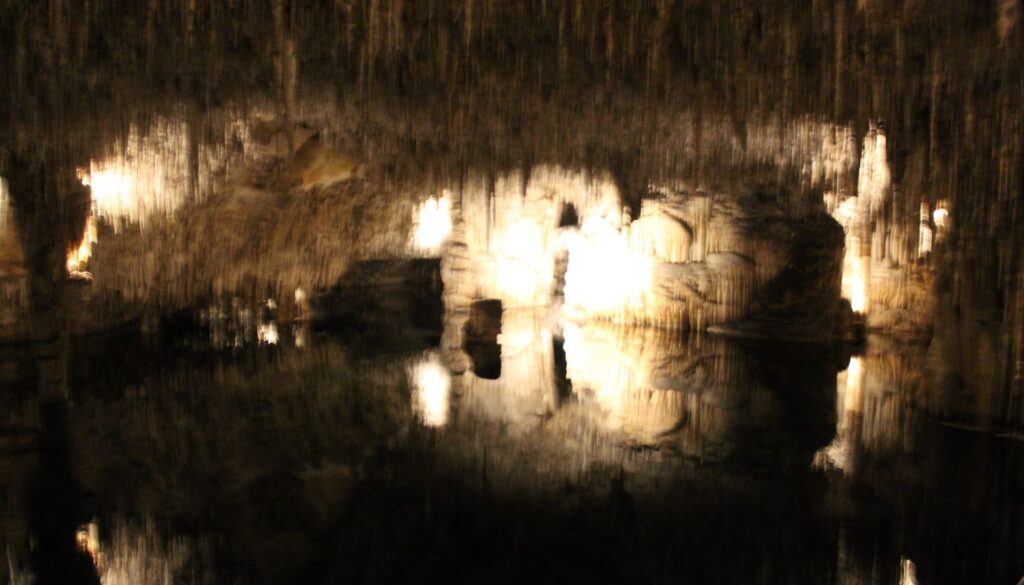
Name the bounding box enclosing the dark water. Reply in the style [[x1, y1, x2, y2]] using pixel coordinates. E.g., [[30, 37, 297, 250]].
[[2, 313, 1021, 584]]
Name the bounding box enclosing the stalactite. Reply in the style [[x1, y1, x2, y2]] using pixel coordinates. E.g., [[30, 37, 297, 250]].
[[273, 0, 299, 155], [834, 0, 847, 121]]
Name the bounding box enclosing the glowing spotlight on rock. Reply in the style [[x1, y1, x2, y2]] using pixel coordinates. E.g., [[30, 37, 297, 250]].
[[80, 165, 135, 220], [76, 117, 195, 230], [257, 321, 280, 345], [933, 201, 950, 230], [411, 354, 451, 427], [412, 195, 453, 253], [563, 214, 652, 321], [841, 245, 869, 314], [66, 216, 98, 273]]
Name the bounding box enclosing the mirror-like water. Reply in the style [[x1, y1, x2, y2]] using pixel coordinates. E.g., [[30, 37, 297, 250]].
[[2, 314, 1021, 584]]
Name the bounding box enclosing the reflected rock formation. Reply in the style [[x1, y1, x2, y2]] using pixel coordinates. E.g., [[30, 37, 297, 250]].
[[441, 310, 839, 471]]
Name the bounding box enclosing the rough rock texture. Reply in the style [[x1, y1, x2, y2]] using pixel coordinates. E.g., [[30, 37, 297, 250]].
[[712, 212, 849, 341], [566, 187, 847, 340], [79, 167, 414, 334], [309, 258, 443, 339], [441, 166, 621, 310], [825, 126, 939, 341]]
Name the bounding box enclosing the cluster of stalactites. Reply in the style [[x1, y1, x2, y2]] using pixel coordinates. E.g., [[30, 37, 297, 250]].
[[824, 124, 958, 324], [439, 165, 624, 310]]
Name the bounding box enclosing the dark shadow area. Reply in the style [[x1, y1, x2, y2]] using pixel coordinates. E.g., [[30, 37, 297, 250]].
[[464, 299, 503, 380]]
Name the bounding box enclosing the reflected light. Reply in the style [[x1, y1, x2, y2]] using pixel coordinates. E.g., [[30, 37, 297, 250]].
[[100, 519, 197, 585], [293, 324, 308, 348], [257, 321, 280, 345], [813, 356, 865, 474], [411, 354, 451, 427], [455, 309, 558, 426], [561, 322, 690, 440], [412, 195, 452, 253]]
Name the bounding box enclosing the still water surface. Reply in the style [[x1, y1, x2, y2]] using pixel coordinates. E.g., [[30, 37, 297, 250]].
[[3, 310, 1020, 584]]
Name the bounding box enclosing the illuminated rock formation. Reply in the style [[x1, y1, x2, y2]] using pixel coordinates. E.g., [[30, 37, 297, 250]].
[[442, 166, 621, 309], [566, 186, 847, 339]]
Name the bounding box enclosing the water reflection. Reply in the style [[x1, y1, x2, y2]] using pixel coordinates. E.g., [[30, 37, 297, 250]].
[[2, 303, 1021, 583], [451, 309, 557, 427], [411, 352, 451, 428]]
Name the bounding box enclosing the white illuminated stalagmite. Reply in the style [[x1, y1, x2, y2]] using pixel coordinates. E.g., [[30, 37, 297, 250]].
[[65, 114, 262, 275], [0, 177, 9, 235], [825, 125, 944, 334], [562, 211, 653, 321], [918, 202, 934, 258], [856, 127, 892, 218], [826, 125, 894, 315]]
